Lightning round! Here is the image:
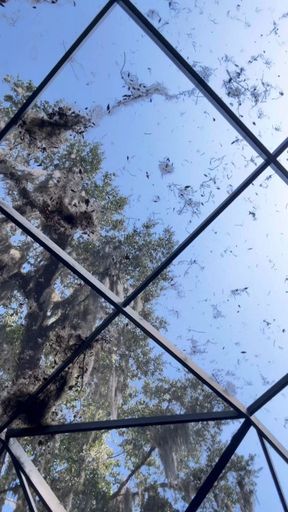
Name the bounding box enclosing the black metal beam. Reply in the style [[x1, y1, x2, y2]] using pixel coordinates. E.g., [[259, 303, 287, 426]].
[[6, 410, 243, 439], [248, 373, 288, 415], [118, 0, 288, 186], [0, 0, 116, 143], [258, 434, 288, 512], [11, 455, 39, 512], [0, 442, 6, 460], [185, 420, 251, 511], [252, 416, 288, 464]]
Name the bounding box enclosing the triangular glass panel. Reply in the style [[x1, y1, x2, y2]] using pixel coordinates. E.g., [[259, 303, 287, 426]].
[[138, 169, 288, 404], [133, 0, 288, 150], [0, 213, 113, 427], [12, 315, 240, 429], [256, 387, 288, 450], [278, 149, 288, 171], [0, 0, 108, 126], [266, 440, 288, 506], [18, 419, 242, 511], [0, 2, 260, 295], [197, 427, 283, 512], [0, 451, 29, 511]]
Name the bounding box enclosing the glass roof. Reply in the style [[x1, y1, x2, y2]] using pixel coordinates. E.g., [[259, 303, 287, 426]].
[[0, 1, 287, 511], [133, 0, 288, 151]]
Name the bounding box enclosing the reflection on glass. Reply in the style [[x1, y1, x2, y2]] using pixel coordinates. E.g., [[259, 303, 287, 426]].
[[139, 169, 288, 403], [44, 317, 230, 426], [0, 214, 112, 426], [199, 427, 283, 512], [0, 0, 107, 127], [133, 0, 288, 150], [15, 421, 241, 511], [266, 441, 288, 504], [0, 3, 259, 298], [257, 389, 288, 450]]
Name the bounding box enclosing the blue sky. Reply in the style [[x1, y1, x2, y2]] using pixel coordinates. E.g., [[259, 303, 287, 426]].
[[0, 0, 287, 510]]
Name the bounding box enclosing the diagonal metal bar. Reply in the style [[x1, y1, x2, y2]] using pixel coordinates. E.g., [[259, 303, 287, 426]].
[[185, 419, 251, 511], [10, 454, 38, 512], [0, 0, 116, 143], [1, 437, 67, 512], [0, 442, 5, 460], [248, 373, 288, 415], [258, 433, 288, 512], [118, 0, 288, 186], [6, 410, 243, 439], [251, 416, 288, 464]]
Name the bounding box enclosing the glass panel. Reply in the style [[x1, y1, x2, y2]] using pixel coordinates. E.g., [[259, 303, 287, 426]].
[[0, 452, 29, 512], [256, 388, 288, 450], [278, 149, 288, 170], [266, 441, 288, 505], [20, 420, 242, 511], [198, 427, 283, 512], [0, 3, 260, 295], [0, 0, 108, 126], [0, 213, 113, 426], [44, 316, 231, 426], [133, 0, 288, 150], [138, 169, 288, 404]]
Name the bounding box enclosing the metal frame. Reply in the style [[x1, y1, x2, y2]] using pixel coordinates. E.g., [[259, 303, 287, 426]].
[[258, 434, 288, 512], [0, 0, 287, 510], [0, 437, 67, 512]]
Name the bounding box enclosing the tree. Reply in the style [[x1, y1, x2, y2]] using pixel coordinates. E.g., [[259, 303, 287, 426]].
[[0, 77, 258, 511]]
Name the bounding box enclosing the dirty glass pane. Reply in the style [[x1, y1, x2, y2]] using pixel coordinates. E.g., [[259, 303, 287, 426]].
[[198, 428, 283, 512], [256, 388, 288, 450], [0, 213, 112, 426], [39, 316, 233, 426], [0, 0, 108, 126], [266, 441, 288, 504], [138, 169, 288, 404], [19, 420, 242, 511], [0, 3, 260, 300], [133, 0, 288, 151]]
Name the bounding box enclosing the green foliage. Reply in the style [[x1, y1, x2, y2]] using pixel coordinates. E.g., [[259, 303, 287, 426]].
[[0, 77, 259, 511]]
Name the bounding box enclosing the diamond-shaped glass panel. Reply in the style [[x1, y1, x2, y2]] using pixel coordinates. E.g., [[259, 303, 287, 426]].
[[133, 0, 288, 150], [139, 169, 288, 403]]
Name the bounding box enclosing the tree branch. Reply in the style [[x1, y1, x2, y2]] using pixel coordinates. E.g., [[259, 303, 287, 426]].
[[110, 446, 156, 500]]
